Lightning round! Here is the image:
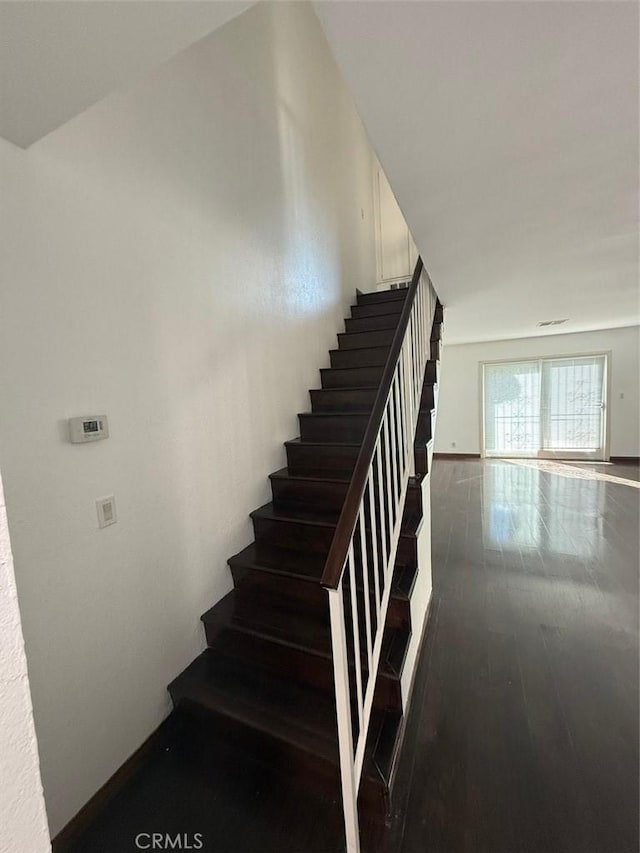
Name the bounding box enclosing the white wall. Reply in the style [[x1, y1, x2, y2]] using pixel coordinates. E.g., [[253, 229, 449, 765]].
[[0, 2, 377, 835], [435, 326, 640, 457], [0, 471, 51, 853]]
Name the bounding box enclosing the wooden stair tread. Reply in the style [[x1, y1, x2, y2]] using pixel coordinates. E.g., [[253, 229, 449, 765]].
[[285, 437, 361, 449], [229, 541, 326, 580], [169, 648, 339, 758], [345, 322, 401, 335], [284, 438, 363, 476], [201, 597, 410, 678], [251, 501, 347, 529], [337, 329, 396, 349], [311, 385, 379, 391], [168, 647, 400, 790], [391, 562, 419, 601], [319, 365, 386, 389], [346, 311, 403, 328], [366, 709, 404, 792], [323, 361, 387, 371], [270, 465, 422, 513], [251, 501, 423, 536], [223, 592, 332, 655], [350, 301, 404, 319], [285, 440, 360, 447], [228, 542, 417, 600], [329, 344, 391, 357], [298, 411, 371, 419], [309, 388, 380, 414], [309, 403, 373, 416], [270, 466, 353, 485], [356, 289, 408, 306]]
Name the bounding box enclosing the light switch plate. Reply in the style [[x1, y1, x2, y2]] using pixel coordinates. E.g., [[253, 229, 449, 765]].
[[96, 496, 117, 529]]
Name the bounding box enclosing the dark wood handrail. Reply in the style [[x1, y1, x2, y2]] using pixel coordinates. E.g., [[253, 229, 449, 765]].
[[320, 256, 424, 589]]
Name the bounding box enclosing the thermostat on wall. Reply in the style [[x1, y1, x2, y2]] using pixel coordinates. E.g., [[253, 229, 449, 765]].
[[68, 415, 109, 443]]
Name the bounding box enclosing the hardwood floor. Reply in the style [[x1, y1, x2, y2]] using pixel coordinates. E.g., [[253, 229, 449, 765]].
[[61, 713, 346, 853], [64, 458, 639, 853], [392, 457, 639, 853]]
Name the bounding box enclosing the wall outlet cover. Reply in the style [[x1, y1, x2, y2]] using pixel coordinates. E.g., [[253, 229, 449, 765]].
[[96, 496, 117, 529]]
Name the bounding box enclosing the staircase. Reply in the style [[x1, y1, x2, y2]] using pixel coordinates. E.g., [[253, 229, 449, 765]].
[[168, 274, 443, 848]]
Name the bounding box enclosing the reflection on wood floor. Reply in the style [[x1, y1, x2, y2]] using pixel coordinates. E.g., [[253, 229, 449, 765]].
[[390, 457, 639, 853]]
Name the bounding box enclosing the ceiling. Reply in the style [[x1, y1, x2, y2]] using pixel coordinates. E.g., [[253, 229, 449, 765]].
[[315, 1, 639, 344], [1, 1, 637, 344], [0, 0, 253, 148]]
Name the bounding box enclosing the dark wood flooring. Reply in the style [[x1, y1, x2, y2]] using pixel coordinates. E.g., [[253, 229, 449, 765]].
[[389, 458, 639, 853], [65, 459, 639, 853]]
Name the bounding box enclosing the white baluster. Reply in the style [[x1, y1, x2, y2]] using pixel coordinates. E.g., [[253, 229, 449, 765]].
[[382, 413, 395, 534], [375, 439, 387, 583], [388, 376, 400, 510], [347, 543, 363, 732], [358, 505, 373, 673], [393, 366, 406, 477], [367, 466, 381, 622], [397, 348, 407, 471], [417, 284, 425, 370], [414, 318, 420, 406], [328, 584, 361, 853]]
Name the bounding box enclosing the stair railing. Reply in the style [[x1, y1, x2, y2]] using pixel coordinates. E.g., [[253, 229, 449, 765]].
[[321, 257, 436, 852]]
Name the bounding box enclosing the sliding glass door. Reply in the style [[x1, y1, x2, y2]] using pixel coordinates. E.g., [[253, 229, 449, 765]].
[[483, 355, 607, 460]]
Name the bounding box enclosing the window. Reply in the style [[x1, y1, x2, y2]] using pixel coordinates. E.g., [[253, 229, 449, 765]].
[[482, 354, 607, 460]]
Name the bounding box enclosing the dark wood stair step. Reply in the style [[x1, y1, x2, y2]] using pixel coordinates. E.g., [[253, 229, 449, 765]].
[[320, 364, 385, 389], [337, 328, 396, 350], [415, 407, 436, 445], [200, 594, 410, 711], [270, 467, 352, 512], [250, 502, 422, 563], [420, 383, 435, 411], [298, 412, 370, 443], [415, 438, 434, 477], [228, 542, 416, 631], [330, 345, 390, 369], [351, 300, 404, 320], [345, 313, 402, 333], [252, 499, 423, 531], [168, 648, 402, 813], [270, 467, 421, 515], [228, 542, 417, 629], [310, 386, 379, 413], [203, 589, 330, 661], [169, 648, 340, 766], [285, 438, 361, 475], [356, 288, 408, 306]]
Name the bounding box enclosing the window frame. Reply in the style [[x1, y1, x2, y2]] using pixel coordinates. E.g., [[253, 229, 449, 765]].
[[479, 350, 611, 461]]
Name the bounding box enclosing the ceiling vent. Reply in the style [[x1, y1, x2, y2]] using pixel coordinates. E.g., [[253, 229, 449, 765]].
[[537, 319, 569, 327]]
